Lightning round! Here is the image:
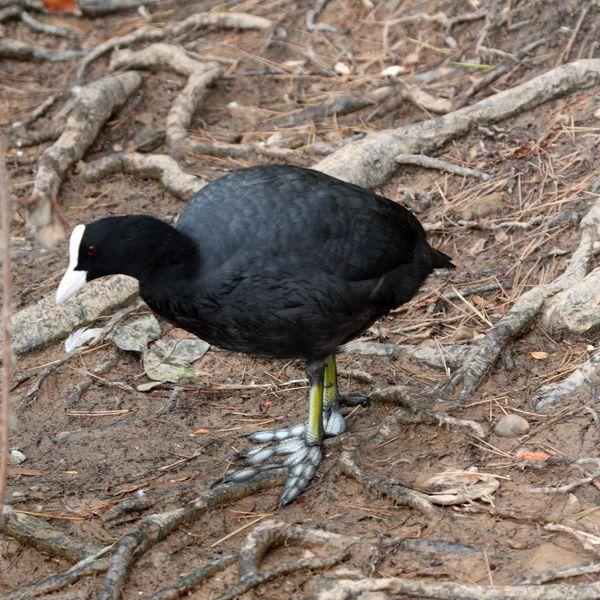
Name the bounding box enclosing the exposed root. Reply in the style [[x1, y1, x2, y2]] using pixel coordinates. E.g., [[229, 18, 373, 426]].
[[315, 59, 600, 188], [78, 152, 205, 202], [77, 11, 272, 80], [109, 44, 300, 162], [96, 473, 285, 599], [395, 153, 490, 180], [77, 0, 160, 15], [5, 552, 110, 600], [437, 192, 600, 402], [28, 71, 142, 246], [457, 38, 547, 108], [314, 576, 600, 599], [0, 505, 102, 562], [19, 10, 79, 38], [0, 38, 83, 62], [218, 549, 350, 600], [533, 350, 600, 413], [5, 275, 137, 356], [339, 448, 437, 517], [522, 562, 600, 585], [545, 523, 600, 556], [368, 385, 487, 438], [528, 457, 600, 493], [153, 554, 238, 600]]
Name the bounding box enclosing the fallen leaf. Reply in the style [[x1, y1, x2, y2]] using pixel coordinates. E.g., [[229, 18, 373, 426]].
[[143, 338, 210, 383], [193, 428, 209, 435], [112, 315, 161, 353], [516, 449, 551, 462], [531, 351, 549, 360], [43, 0, 78, 13]]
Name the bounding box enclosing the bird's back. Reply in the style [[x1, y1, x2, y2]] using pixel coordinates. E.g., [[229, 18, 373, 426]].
[[167, 165, 450, 357]]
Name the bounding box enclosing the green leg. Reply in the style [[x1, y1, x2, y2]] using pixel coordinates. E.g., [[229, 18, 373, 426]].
[[306, 358, 325, 444], [322, 354, 346, 436], [324, 354, 338, 411]]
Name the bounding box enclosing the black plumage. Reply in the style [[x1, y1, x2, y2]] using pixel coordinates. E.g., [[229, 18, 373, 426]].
[[77, 165, 452, 359], [59, 164, 454, 504]]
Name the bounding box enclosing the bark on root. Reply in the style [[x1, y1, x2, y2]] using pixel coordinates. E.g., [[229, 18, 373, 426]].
[[78, 152, 205, 202], [77, 11, 272, 80], [27, 71, 142, 246], [0, 38, 83, 61], [313, 577, 600, 600], [0, 505, 102, 563], [1, 275, 137, 355], [533, 350, 600, 412], [437, 191, 600, 403], [315, 59, 600, 188]]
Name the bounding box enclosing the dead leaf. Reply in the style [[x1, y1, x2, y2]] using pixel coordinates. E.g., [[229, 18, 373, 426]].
[[531, 351, 549, 360], [193, 428, 209, 435], [42, 0, 78, 12], [468, 237, 487, 256], [516, 449, 551, 462]]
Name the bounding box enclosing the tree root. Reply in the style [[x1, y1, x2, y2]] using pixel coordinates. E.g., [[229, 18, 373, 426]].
[[0, 505, 102, 562], [315, 59, 600, 189], [395, 154, 490, 180], [77, 11, 272, 80], [77, 0, 161, 16], [5, 552, 110, 600], [0, 38, 83, 62], [314, 576, 600, 599], [533, 350, 600, 412], [109, 43, 299, 162], [152, 518, 358, 599], [339, 448, 437, 518], [521, 562, 600, 585], [152, 554, 238, 600], [27, 71, 142, 246], [4, 275, 137, 356], [456, 38, 547, 108], [435, 190, 600, 403], [78, 152, 205, 202]]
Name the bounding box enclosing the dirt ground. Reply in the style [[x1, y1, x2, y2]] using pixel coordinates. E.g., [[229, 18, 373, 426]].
[[1, 0, 599, 598]]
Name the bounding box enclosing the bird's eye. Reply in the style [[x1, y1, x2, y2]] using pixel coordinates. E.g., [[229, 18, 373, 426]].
[[87, 246, 97, 255]]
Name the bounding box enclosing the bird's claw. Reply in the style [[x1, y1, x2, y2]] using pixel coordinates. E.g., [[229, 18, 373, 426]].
[[218, 409, 345, 504]]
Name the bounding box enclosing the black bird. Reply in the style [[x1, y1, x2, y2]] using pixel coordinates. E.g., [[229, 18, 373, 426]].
[[56, 165, 454, 504]]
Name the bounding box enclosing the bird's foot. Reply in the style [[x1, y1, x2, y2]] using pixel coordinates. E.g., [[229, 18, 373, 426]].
[[215, 407, 346, 505], [216, 429, 323, 505]]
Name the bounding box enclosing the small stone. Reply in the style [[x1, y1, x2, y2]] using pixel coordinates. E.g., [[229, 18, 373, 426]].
[[112, 143, 123, 152], [10, 449, 26, 464], [494, 414, 530, 438], [334, 61, 351, 75]]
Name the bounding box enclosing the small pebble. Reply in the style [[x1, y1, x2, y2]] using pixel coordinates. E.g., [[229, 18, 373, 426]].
[[10, 449, 26, 464], [494, 414, 530, 438]]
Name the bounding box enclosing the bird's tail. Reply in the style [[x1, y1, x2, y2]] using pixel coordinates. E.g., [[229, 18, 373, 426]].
[[430, 247, 455, 269]]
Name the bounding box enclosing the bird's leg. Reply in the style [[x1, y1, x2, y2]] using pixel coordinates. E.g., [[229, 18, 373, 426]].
[[324, 354, 369, 419], [323, 354, 345, 436], [216, 359, 327, 505]]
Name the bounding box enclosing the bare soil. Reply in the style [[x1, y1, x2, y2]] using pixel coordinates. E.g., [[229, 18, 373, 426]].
[[1, 0, 599, 598]]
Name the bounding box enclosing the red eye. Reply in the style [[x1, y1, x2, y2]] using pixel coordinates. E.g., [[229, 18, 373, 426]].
[[87, 246, 97, 255]]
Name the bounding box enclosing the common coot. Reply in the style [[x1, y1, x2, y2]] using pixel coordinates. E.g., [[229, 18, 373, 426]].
[[56, 165, 454, 505]]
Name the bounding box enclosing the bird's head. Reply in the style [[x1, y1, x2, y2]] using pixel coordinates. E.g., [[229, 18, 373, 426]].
[[55, 215, 195, 304]]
